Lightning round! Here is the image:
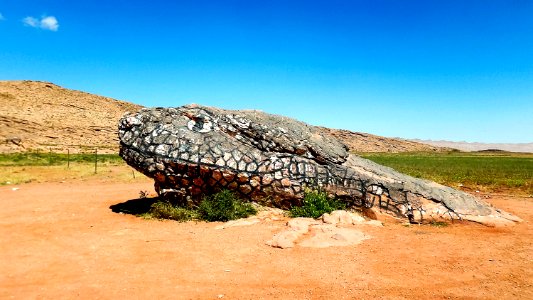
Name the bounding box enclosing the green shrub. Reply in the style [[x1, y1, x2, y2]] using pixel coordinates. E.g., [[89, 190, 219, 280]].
[[147, 201, 199, 222], [429, 221, 449, 228], [289, 189, 346, 219], [197, 190, 257, 222], [141, 190, 257, 222]]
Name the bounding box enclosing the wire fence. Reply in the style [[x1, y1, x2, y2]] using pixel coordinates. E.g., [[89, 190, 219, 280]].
[[0, 148, 148, 186], [0, 147, 127, 175]]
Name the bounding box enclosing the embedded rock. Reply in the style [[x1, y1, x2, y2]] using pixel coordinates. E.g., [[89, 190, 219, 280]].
[[297, 225, 368, 248], [322, 210, 366, 225], [118, 104, 522, 226], [266, 217, 370, 249], [266, 218, 319, 249]]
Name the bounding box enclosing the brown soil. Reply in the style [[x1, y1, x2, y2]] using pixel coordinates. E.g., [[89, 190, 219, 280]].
[[1, 178, 532, 299]]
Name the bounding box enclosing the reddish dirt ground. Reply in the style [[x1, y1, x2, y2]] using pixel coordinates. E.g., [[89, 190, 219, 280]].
[[1, 179, 532, 299]]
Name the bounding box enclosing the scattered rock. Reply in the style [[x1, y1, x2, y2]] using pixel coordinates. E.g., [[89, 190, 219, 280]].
[[266, 218, 318, 249], [5, 136, 24, 147], [215, 218, 260, 230], [298, 225, 368, 248], [215, 205, 286, 229], [287, 218, 320, 233], [253, 205, 286, 221], [267, 211, 373, 249], [322, 210, 366, 225], [266, 230, 302, 249]]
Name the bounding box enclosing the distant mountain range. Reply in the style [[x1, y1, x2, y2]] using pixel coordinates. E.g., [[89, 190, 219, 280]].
[[410, 139, 533, 153]]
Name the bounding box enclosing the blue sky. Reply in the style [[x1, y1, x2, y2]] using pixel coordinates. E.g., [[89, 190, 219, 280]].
[[1, 0, 532, 143]]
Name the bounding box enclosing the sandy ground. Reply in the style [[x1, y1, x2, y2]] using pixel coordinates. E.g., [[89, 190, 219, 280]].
[[1, 179, 532, 299]]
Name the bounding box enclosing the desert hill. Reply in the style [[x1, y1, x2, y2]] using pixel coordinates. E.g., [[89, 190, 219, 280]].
[[318, 127, 445, 153], [0, 80, 446, 153], [0, 80, 142, 153]]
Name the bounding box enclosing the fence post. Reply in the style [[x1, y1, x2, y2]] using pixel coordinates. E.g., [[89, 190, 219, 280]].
[[67, 149, 70, 169], [94, 148, 98, 174], [49, 147, 52, 165]]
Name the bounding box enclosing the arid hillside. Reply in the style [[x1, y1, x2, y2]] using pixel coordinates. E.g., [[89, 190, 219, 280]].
[[0, 80, 446, 153], [318, 127, 446, 153], [0, 81, 142, 153]]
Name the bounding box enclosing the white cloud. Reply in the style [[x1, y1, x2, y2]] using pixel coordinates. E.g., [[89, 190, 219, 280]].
[[23, 16, 38, 27], [23, 15, 59, 31], [0, 13, 5, 21], [40, 16, 58, 31]]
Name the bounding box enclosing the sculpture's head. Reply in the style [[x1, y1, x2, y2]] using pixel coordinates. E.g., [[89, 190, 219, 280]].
[[118, 104, 349, 165]]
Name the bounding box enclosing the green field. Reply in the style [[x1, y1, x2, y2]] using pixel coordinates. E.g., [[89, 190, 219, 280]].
[[1, 151, 532, 195], [0, 152, 143, 185], [360, 151, 533, 195], [0, 152, 123, 166]]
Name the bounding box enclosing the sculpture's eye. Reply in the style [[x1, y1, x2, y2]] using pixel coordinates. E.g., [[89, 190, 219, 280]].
[[187, 118, 213, 133]]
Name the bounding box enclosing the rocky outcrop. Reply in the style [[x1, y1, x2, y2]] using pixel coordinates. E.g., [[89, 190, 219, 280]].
[[118, 104, 521, 226]]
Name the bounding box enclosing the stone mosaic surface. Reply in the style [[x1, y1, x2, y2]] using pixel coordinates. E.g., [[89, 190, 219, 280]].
[[118, 104, 521, 226]]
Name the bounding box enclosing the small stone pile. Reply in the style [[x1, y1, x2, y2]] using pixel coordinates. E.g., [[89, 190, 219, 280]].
[[266, 211, 381, 249], [118, 104, 521, 226]]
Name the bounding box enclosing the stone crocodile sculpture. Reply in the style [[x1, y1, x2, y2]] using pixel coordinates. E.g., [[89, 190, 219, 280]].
[[118, 104, 521, 226]]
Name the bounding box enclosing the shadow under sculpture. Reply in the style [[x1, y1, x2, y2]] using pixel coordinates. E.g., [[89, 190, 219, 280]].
[[118, 104, 521, 226]]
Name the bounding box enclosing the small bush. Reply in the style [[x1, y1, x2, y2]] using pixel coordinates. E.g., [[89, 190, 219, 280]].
[[141, 190, 257, 222], [289, 189, 346, 219], [429, 221, 449, 228], [198, 190, 257, 222], [147, 201, 199, 222]]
